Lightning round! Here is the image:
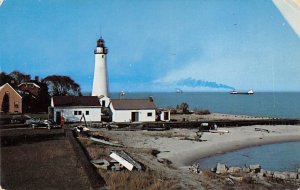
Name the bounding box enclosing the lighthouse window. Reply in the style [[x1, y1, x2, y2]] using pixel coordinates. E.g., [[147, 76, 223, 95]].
[[102, 55, 104, 58]]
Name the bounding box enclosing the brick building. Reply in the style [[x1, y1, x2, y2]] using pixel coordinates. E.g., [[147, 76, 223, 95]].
[[0, 83, 22, 113]]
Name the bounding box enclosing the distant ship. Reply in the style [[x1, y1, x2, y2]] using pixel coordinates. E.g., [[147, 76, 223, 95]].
[[230, 90, 254, 95], [176, 88, 183, 93]]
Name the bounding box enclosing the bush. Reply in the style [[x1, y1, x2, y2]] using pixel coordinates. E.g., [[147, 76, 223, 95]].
[[194, 109, 210, 115], [176, 102, 190, 114]]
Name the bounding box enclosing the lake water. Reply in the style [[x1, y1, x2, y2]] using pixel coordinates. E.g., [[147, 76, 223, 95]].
[[195, 141, 300, 172], [110, 92, 300, 119]]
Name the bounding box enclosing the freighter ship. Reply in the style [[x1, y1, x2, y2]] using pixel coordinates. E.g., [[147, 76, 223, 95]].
[[230, 90, 254, 95]]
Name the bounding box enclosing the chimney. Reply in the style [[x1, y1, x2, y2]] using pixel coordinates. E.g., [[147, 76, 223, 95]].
[[35, 76, 39, 82], [148, 96, 154, 102]]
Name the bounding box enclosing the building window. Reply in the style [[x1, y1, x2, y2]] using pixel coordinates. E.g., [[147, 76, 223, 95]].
[[78, 111, 82, 115], [14, 101, 19, 108], [74, 111, 78, 115], [102, 100, 105, 107], [147, 112, 152, 117], [86, 111, 89, 115]]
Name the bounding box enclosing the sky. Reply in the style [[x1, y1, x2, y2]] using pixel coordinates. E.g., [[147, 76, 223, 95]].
[[1, 0, 300, 92]]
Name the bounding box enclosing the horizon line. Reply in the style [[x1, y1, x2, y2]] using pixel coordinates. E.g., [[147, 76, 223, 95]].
[[81, 91, 300, 94]]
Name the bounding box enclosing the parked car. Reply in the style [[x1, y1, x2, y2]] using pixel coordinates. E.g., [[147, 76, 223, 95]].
[[10, 114, 31, 124], [26, 118, 60, 129]]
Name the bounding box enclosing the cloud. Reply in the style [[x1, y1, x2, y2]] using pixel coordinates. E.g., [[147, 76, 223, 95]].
[[177, 77, 235, 90]]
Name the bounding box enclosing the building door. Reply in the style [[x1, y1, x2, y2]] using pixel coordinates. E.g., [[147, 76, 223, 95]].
[[56, 111, 61, 124], [131, 112, 139, 122], [164, 111, 169, 121]]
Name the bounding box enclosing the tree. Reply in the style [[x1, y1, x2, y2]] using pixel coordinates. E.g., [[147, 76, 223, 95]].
[[0, 72, 14, 86], [9, 70, 30, 84], [42, 75, 82, 96], [35, 82, 51, 112], [2, 93, 10, 113], [177, 102, 189, 114]]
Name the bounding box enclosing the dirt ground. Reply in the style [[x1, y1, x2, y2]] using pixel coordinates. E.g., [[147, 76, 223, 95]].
[[0, 128, 92, 190]]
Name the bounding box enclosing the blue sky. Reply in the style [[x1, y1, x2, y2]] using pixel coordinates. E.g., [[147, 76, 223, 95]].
[[1, 0, 300, 92]]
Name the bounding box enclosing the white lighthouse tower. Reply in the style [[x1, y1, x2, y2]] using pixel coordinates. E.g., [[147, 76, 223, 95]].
[[92, 37, 109, 97]]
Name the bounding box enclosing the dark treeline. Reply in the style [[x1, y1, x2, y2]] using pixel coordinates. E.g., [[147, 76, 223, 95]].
[[0, 71, 82, 113]]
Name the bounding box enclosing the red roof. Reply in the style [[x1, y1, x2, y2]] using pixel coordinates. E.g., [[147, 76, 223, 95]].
[[52, 96, 101, 107], [111, 99, 156, 110]]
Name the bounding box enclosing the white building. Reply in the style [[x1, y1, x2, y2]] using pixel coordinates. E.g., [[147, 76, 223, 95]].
[[92, 37, 109, 97], [99, 95, 110, 107], [159, 110, 171, 122], [51, 96, 102, 123], [110, 99, 157, 123]]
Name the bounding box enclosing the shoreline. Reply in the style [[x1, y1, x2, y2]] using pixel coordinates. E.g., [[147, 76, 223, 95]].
[[102, 124, 300, 169], [177, 135, 300, 167], [194, 139, 300, 165], [158, 125, 300, 167]]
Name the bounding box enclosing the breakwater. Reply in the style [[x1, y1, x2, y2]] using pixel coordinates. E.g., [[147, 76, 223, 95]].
[[166, 118, 300, 129]]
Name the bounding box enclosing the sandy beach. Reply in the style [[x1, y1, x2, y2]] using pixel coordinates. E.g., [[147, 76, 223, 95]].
[[84, 114, 300, 189], [103, 124, 300, 168]]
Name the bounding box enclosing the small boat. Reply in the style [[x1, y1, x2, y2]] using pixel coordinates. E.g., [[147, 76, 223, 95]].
[[176, 88, 183, 93], [230, 90, 254, 95]]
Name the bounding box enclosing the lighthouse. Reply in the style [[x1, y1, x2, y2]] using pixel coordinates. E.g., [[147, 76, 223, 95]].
[[92, 37, 109, 97]]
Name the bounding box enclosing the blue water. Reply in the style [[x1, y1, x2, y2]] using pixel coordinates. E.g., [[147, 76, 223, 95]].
[[110, 92, 300, 119], [195, 141, 300, 172]]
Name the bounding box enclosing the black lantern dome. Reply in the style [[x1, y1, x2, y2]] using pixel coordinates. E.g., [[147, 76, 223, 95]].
[[97, 37, 105, 48]]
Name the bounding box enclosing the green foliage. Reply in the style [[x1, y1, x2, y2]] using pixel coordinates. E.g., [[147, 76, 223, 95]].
[[9, 70, 30, 84], [193, 109, 210, 115], [0, 72, 14, 87], [176, 102, 190, 114], [42, 75, 82, 96], [36, 82, 51, 112]]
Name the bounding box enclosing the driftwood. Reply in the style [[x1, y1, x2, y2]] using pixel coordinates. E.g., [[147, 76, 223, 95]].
[[209, 129, 229, 133], [255, 128, 270, 133], [89, 137, 123, 147]]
